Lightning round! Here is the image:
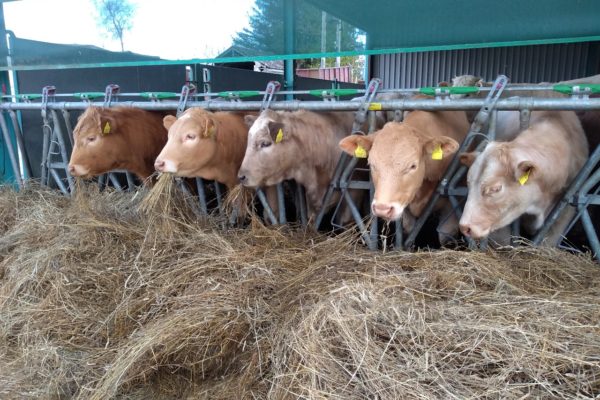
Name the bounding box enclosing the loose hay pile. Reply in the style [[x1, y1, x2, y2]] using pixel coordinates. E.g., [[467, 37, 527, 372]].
[[0, 182, 599, 399]]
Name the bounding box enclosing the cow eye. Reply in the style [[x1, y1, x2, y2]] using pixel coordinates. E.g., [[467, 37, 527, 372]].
[[484, 184, 502, 196], [260, 141, 272, 149], [409, 163, 417, 170], [185, 134, 197, 141], [86, 136, 97, 143]]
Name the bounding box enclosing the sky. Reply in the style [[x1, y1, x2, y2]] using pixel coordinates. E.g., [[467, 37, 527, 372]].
[[4, 0, 256, 60]]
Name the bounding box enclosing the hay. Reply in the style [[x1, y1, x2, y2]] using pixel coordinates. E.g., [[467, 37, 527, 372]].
[[0, 182, 599, 399]]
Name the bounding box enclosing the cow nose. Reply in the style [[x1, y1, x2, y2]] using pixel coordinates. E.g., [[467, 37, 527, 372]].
[[238, 175, 247, 184], [154, 159, 165, 171], [460, 223, 472, 237], [68, 164, 75, 175], [372, 203, 394, 219]]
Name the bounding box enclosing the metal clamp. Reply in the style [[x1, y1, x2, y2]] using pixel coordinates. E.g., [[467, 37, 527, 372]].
[[176, 83, 197, 117], [41, 85, 56, 122], [471, 75, 508, 133], [103, 84, 120, 107], [352, 78, 382, 133], [202, 68, 211, 100], [260, 81, 281, 111]]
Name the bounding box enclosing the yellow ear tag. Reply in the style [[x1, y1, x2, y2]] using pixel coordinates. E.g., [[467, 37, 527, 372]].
[[519, 169, 531, 186], [431, 143, 443, 160], [354, 144, 368, 158], [275, 128, 284, 144], [207, 126, 216, 138], [102, 122, 111, 135]]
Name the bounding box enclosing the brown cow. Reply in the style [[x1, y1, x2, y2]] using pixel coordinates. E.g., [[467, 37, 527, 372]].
[[238, 109, 356, 216], [154, 108, 249, 189], [68, 106, 169, 181], [339, 107, 470, 242], [458, 111, 588, 245]]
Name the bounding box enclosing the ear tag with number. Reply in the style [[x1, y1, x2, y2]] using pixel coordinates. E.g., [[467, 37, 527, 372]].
[[354, 144, 368, 158], [431, 143, 443, 160], [102, 122, 111, 135], [519, 169, 531, 186], [275, 128, 284, 144]]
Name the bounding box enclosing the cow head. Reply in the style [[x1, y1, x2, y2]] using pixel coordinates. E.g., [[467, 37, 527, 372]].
[[69, 107, 129, 178], [339, 122, 459, 221], [459, 142, 541, 239], [238, 110, 293, 188], [154, 108, 219, 177]]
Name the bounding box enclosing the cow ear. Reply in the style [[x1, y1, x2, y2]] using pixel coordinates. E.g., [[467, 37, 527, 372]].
[[244, 115, 258, 127], [99, 114, 117, 136], [459, 151, 480, 167], [424, 136, 459, 160], [203, 118, 217, 139], [515, 161, 535, 186], [339, 134, 374, 158], [163, 115, 177, 130], [268, 121, 285, 143]]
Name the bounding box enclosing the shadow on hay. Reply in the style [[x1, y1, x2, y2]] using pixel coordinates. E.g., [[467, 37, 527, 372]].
[[0, 178, 599, 399]]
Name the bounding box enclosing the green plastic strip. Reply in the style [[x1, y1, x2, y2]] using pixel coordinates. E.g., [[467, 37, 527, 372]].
[[140, 92, 179, 99], [74, 92, 105, 100], [217, 91, 261, 99], [19, 94, 43, 101], [308, 88, 361, 98], [419, 86, 480, 96], [553, 84, 600, 95]]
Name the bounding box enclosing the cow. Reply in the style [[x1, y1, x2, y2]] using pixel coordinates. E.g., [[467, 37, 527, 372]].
[[237, 109, 357, 217], [339, 106, 470, 243], [458, 110, 588, 245], [154, 108, 250, 189], [68, 106, 169, 182]]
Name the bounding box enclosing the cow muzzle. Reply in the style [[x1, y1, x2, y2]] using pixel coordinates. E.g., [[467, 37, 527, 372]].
[[459, 222, 490, 240], [154, 158, 177, 173], [371, 201, 404, 221], [67, 163, 90, 177]]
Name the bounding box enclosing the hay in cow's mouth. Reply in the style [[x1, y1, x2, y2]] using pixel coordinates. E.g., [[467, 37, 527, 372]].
[[0, 182, 599, 399]]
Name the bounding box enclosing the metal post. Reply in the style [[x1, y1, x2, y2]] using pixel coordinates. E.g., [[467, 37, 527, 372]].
[[532, 144, 600, 244], [283, 0, 295, 101], [7, 110, 31, 178], [0, 112, 22, 187], [195, 177, 208, 214]]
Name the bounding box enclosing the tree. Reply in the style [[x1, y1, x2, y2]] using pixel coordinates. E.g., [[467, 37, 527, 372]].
[[233, 0, 362, 58], [93, 0, 135, 52]]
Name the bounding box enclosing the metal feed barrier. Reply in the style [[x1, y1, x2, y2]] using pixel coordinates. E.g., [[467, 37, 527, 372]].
[[1, 76, 599, 259]]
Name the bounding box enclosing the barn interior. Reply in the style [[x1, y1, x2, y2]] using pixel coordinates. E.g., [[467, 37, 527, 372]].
[[0, 0, 600, 398]]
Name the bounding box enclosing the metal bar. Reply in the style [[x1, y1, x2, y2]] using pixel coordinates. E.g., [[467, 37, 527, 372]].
[[579, 208, 600, 262], [276, 183, 286, 224], [50, 169, 69, 195], [40, 124, 50, 186], [108, 173, 123, 191], [8, 110, 32, 178], [61, 109, 74, 146], [296, 183, 308, 226], [0, 112, 23, 187], [2, 85, 581, 102], [215, 181, 224, 213], [195, 177, 208, 214], [368, 179, 378, 251], [343, 190, 372, 248], [532, 144, 600, 244], [256, 188, 278, 225], [50, 110, 74, 191], [394, 219, 403, 250], [3, 97, 600, 112], [314, 153, 348, 229], [125, 172, 135, 190]]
